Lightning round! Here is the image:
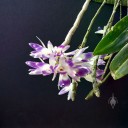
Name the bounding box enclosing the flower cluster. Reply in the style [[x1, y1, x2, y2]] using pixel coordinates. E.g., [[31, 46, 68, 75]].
[[26, 39, 105, 100]]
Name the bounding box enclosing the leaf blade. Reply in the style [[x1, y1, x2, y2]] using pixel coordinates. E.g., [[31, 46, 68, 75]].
[[93, 16, 128, 55], [110, 43, 128, 80]]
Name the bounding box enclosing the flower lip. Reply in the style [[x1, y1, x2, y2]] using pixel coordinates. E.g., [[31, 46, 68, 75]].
[[57, 66, 66, 74]]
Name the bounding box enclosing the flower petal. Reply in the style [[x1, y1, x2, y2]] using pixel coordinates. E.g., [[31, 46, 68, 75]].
[[58, 74, 71, 87], [96, 69, 104, 77], [66, 59, 74, 67], [30, 47, 51, 58], [25, 61, 44, 68], [29, 43, 43, 51], [64, 49, 78, 56], [29, 68, 42, 75], [73, 47, 88, 58], [76, 67, 90, 77], [47, 41, 53, 51], [82, 52, 93, 60], [97, 59, 106, 65], [49, 54, 57, 67], [28, 63, 53, 75], [61, 45, 70, 52], [58, 86, 70, 95]]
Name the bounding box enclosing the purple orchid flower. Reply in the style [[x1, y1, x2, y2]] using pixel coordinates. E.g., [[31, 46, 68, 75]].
[[26, 39, 106, 100]]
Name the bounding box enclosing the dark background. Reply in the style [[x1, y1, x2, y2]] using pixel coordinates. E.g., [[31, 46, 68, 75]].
[[0, 0, 128, 127]]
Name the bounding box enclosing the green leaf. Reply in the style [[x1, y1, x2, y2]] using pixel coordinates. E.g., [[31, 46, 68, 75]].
[[110, 43, 128, 80], [93, 16, 128, 55], [93, 0, 127, 6]]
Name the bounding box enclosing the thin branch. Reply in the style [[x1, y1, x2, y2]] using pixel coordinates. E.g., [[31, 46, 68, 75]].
[[120, 0, 122, 20], [101, 54, 113, 79], [85, 72, 111, 100], [62, 0, 91, 46], [80, 0, 106, 48], [91, 56, 100, 97], [104, 0, 120, 36], [85, 0, 120, 100]]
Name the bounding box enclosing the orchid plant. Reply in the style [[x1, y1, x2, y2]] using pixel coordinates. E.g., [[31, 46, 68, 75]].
[[26, 0, 128, 101]]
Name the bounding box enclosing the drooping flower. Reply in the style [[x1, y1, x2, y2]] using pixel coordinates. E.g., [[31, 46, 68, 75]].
[[26, 39, 106, 100]]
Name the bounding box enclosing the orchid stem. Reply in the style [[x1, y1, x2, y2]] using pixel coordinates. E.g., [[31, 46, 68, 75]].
[[62, 0, 91, 46], [120, 0, 122, 20], [91, 56, 100, 97], [104, 0, 120, 36], [85, 72, 111, 100], [101, 0, 120, 77], [79, 0, 106, 48], [85, 0, 120, 100], [101, 54, 113, 79], [71, 79, 78, 101]]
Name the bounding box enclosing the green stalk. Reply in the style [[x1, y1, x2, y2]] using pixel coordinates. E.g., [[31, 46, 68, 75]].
[[120, 0, 122, 20], [71, 79, 78, 101], [104, 0, 120, 36], [81, 0, 106, 97], [79, 0, 106, 48], [101, 54, 113, 79], [91, 56, 100, 97], [85, 0, 120, 100], [101, 0, 120, 77], [85, 72, 111, 100]]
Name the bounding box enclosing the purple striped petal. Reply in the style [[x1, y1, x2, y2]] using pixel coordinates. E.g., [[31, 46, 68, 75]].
[[84, 52, 93, 59], [41, 64, 53, 76], [25, 61, 44, 68], [27, 62, 53, 76], [30, 47, 51, 58], [42, 70, 51, 76], [29, 43, 43, 51], [58, 86, 70, 95], [61, 45, 70, 52], [97, 59, 106, 65], [96, 69, 104, 77], [80, 52, 93, 62], [76, 67, 90, 77], [59, 79, 71, 87], [66, 59, 74, 67], [58, 74, 71, 87]]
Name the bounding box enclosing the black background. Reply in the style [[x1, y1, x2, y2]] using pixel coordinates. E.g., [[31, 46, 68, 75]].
[[0, 0, 128, 127]]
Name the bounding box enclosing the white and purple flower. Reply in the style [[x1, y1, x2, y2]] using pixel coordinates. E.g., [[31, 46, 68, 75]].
[[26, 39, 106, 100]]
